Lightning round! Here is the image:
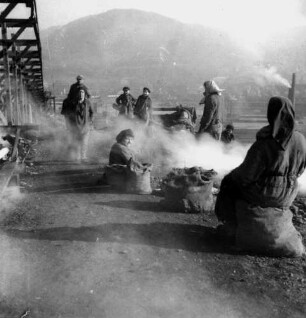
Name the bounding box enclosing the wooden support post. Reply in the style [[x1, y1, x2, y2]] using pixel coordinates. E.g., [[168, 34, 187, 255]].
[[288, 73, 296, 108], [1, 23, 13, 124], [12, 43, 20, 125], [10, 127, 20, 161]]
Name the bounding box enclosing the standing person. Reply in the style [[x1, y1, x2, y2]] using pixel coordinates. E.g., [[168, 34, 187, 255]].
[[115, 87, 136, 118], [198, 80, 223, 140], [67, 75, 91, 104], [221, 124, 235, 144], [215, 96, 306, 257], [69, 89, 93, 161], [134, 87, 152, 124]]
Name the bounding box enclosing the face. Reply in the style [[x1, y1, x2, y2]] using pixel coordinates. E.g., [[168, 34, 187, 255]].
[[123, 89, 129, 95], [79, 89, 85, 101], [77, 78, 83, 84], [121, 136, 134, 147], [227, 128, 233, 134], [143, 89, 149, 96]]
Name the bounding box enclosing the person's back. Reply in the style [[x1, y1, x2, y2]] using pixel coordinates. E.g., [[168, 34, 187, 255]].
[[230, 97, 306, 208]]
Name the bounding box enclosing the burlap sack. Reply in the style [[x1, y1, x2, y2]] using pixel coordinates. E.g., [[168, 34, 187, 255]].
[[162, 167, 217, 213], [126, 160, 153, 194], [236, 200, 305, 257]]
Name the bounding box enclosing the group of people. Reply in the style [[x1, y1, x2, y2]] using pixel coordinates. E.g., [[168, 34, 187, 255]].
[[115, 86, 152, 123], [60, 75, 306, 257]]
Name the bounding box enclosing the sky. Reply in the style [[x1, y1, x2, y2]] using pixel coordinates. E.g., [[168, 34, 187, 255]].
[[35, 0, 306, 45]]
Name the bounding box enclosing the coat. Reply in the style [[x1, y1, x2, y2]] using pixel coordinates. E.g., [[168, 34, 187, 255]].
[[215, 96, 306, 223], [109, 142, 135, 165], [116, 93, 136, 116], [134, 95, 152, 121], [198, 93, 222, 138], [69, 99, 93, 136]]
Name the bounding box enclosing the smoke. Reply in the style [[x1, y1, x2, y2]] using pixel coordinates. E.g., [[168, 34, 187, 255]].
[[244, 65, 292, 88], [103, 117, 250, 180]]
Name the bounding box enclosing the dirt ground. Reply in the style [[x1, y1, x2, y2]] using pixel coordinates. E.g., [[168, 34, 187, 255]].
[[0, 125, 306, 318]]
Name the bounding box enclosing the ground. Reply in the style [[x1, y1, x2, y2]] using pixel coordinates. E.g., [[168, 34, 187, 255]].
[[0, 124, 306, 318]]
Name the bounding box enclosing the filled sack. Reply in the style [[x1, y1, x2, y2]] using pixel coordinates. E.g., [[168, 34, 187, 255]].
[[235, 199, 305, 257], [126, 159, 153, 194], [162, 167, 217, 213]]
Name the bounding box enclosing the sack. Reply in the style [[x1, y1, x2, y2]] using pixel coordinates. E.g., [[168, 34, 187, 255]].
[[126, 159, 153, 194], [105, 164, 127, 190], [235, 200, 305, 257], [162, 167, 217, 213]]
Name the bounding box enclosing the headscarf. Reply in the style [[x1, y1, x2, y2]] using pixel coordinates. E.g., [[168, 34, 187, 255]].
[[267, 96, 295, 149], [204, 80, 224, 95], [116, 129, 135, 143]]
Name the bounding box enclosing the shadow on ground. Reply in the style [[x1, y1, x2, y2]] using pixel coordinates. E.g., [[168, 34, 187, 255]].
[[5, 222, 234, 254]]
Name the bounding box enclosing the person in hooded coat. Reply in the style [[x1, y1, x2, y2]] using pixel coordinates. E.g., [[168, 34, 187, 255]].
[[198, 80, 223, 140], [109, 129, 136, 165], [215, 96, 306, 256]]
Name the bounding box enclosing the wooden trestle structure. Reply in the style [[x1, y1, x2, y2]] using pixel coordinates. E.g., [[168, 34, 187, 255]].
[[0, 0, 44, 125]]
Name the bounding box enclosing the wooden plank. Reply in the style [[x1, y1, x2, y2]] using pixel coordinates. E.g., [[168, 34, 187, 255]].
[[0, 3, 17, 22]]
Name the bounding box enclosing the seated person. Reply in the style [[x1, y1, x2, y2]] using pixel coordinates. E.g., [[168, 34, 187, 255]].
[[215, 96, 306, 257], [109, 129, 135, 165], [221, 124, 235, 144]]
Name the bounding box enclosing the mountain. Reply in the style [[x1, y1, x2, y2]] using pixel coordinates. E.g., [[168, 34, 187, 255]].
[[40, 9, 306, 103]]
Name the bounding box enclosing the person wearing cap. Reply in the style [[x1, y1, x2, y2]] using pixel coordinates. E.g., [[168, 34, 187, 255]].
[[67, 75, 91, 104], [109, 129, 136, 165], [134, 87, 152, 123], [115, 87, 136, 118], [221, 124, 235, 144], [198, 80, 223, 140], [69, 88, 93, 161]]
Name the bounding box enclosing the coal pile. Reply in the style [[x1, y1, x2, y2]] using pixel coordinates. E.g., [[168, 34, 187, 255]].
[[161, 167, 217, 213]]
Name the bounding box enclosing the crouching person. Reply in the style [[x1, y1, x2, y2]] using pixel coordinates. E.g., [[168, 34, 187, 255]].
[[106, 129, 152, 194], [215, 96, 306, 257], [109, 129, 135, 165]]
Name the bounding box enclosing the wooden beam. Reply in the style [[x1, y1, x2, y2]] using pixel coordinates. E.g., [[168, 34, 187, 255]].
[[0, 3, 18, 22], [0, 18, 35, 28], [0, 39, 38, 46]]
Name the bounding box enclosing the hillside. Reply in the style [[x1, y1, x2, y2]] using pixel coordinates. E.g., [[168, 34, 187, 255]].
[[41, 9, 306, 103]]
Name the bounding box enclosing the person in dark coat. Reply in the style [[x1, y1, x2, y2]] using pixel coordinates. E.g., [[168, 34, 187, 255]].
[[109, 129, 135, 165], [69, 88, 93, 161], [115, 87, 136, 118], [221, 124, 235, 144], [198, 80, 223, 140], [215, 96, 306, 255], [67, 75, 91, 104], [134, 87, 152, 123]]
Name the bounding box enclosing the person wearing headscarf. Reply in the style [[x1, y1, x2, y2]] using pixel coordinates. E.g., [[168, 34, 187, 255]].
[[134, 87, 152, 123], [215, 96, 306, 256], [109, 129, 136, 165], [198, 80, 223, 140], [69, 88, 93, 161], [115, 87, 136, 118]]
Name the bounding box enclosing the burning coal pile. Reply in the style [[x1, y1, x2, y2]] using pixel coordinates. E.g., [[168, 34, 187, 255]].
[[161, 166, 217, 213]]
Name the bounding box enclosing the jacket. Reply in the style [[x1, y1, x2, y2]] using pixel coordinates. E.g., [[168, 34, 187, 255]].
[[134, 95, 152, 121], [116, 93, 136, 116], [109, 142, 135, 165]]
